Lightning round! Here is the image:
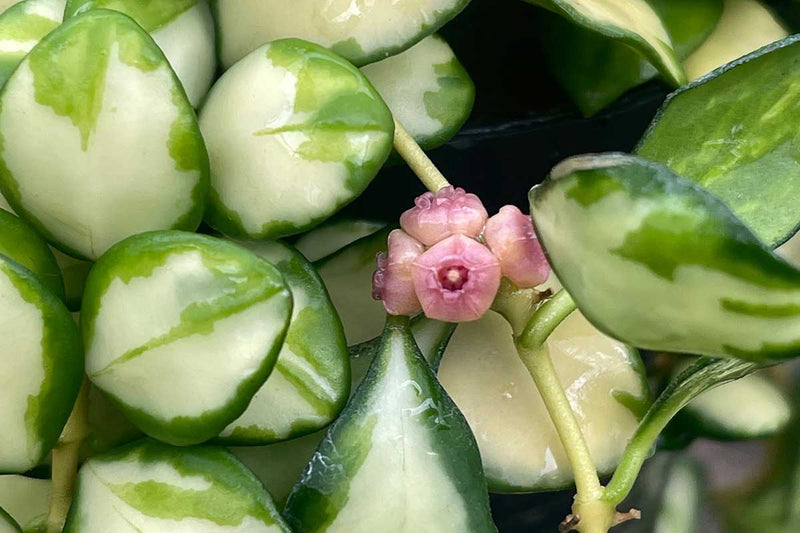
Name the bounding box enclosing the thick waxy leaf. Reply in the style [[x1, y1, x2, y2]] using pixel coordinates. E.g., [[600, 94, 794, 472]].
[[80, 231, 292, 446], [63, 439, 290, 533], [0, 476, 50, 533], [684, 0, 788, 80], [439, 308, 648, 492], [200, 39, 393, 240], [0, 508, 19, 533], [530, 153, 800, 360], [283, 317, 496, 533], [361, 34, 474, 149], [679, 370, 791, 440], [0, 1, 22, 13], [230, 316, 454, 505], [219, 241, 350, 445], [315, 227, 391, 345], [525, 0, 685, 86], [0, 255, 82, 473], [295, 219, 387, 263], [0, 10, 209, 260], [637, 34, 800, 248], [538, 0, 722, 116], [0, 209, 63, 299], [212, 0, 470, 69], [64, 0, 217, 106], [0, 0, 64, 88]]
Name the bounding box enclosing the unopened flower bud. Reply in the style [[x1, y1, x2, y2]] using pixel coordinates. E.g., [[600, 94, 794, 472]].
[[372, 229, 424, 316], [411, 234, 501, 322], [400, 186, 488, 246], [484, 205, 550, 288]]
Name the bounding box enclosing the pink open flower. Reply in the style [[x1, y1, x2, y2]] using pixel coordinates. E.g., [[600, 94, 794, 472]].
[[484, 205, 550, 288], [411, 234, 501, 322], [400, 186, 488, 246], [372, 229, 424, 316]]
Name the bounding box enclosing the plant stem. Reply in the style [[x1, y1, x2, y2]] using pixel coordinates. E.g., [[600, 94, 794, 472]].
[[519, 289, 576, 349], [603, 357, 758, 506], [515, 341, 604, 501], [46, 379, 90, 533], [392, 118, 450, 193]]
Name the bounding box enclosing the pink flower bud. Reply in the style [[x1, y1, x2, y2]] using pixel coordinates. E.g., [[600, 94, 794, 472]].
[[372, 229, 424, 316], [400, 186, 488, 246], [411, 234, 501, 322], [484, 205, 550, 288]]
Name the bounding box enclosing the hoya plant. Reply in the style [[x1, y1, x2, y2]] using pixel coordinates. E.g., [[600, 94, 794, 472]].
[[0, 1, 797, 533]]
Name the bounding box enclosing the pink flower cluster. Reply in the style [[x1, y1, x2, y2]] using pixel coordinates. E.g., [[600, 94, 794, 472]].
[[372, 187, 550, 322]]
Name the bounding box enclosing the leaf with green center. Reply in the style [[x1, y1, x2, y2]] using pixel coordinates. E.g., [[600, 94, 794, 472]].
[[283, 317, 496, 532], [0, 0, 65, 89], [683, 0, 788, 81], [361, 34, 474, 149], [294, 218, 387, 263], [637, 34, 800, 248], [538, 0, 722, 116], [211, 0, 470, 69], [218, 240, 350, 445], [80, 231, 293, 446], [199, 39, 394, 241], [531, 153, 800, 361], [63, 439, 290, 533], [0, 209, 64, 299], [0, 9, 209, 260], [0, 254, 83, 473], [524, 0, 686, 87], [0, 476, 50, 533], [64, 0, 216, 106]]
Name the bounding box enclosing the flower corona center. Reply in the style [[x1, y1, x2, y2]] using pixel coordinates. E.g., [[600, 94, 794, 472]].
[[439, 265, 469, 291]]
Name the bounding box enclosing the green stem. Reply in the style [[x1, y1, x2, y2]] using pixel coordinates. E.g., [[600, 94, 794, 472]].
[[518, 289, 577, 349], [515, 291, 603, 502], [392, 118, 450, 193], [603, 357, 758, 506], [46, 379, 89, 533], [516, 340, 604, 501]]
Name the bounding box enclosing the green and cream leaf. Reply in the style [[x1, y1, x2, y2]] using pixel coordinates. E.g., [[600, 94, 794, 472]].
[[537, 0, 722, 116], [64, 0, 217, 106], [200, 39, 394, 240], [524, 0, 686, 86], [0, 209, 64, 299], [637, 33, 800, 247], [0, 10, 209, 260], [0, 255, 83, 473], [361, 34, 474, 149], [0, 0, 65, 88], [63, 439, 290, 533], [295, 218, 387, 263], [81, 231, 293, 446], [212, 0, 470, 68], [530, 153, 800, 361], [283, 317, 496, 533], [219, 240, 350, 445]]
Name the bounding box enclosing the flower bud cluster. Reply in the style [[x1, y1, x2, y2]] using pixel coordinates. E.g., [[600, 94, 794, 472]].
[[372, 187, 550, 322]]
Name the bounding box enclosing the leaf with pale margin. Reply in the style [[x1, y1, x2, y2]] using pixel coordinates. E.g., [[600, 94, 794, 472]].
[[530, 153, 800, 361]]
